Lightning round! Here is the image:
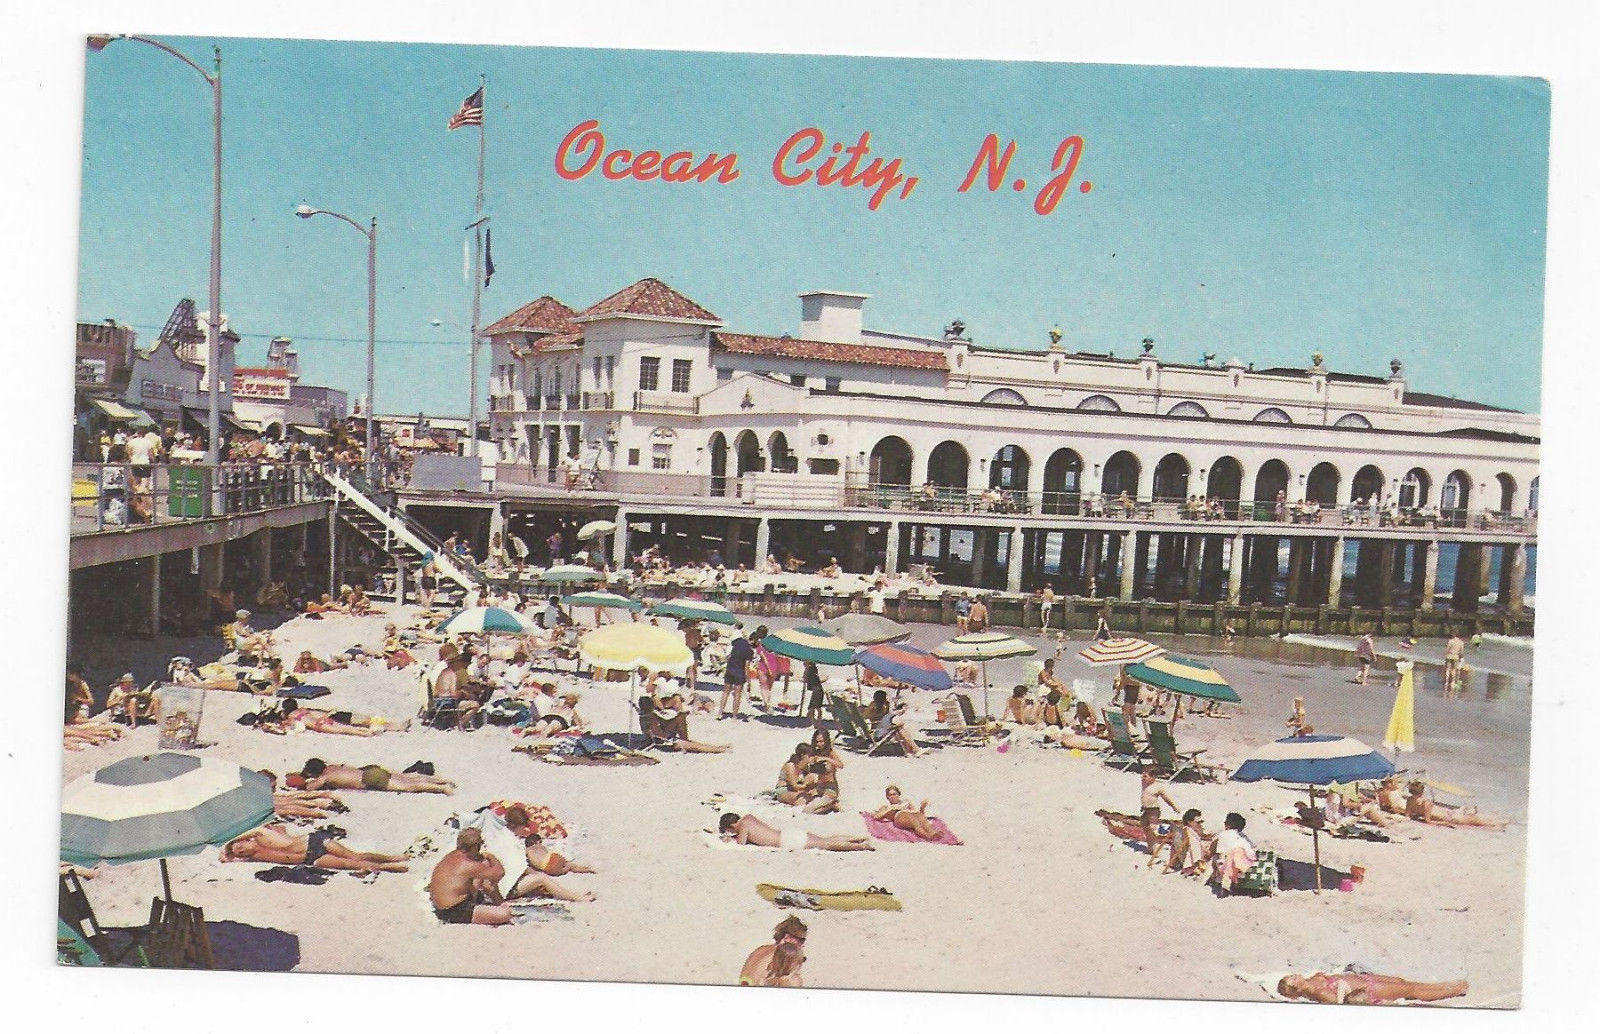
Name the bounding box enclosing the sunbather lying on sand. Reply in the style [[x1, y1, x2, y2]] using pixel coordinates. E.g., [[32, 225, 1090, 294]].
[[260, 708, 409, 737], [260, 770, 350, 821], [1404, 781, 1507, 829], [221, 823, 409, 872], [1277, 971, 1468, 1005], [870, 785, 943, 840], [719, 812, 874, 852], [740, 915, 807, 988], [506, 832, 597, 903], [1325, 789, 1392, 828], [293, 649, 349, 673], [299, 758, 455, 794]]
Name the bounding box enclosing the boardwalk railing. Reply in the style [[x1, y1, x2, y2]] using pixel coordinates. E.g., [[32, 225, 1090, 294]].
[[70, 461, 330, 535]]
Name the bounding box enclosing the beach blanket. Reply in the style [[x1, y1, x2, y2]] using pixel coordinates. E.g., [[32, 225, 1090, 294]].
[[482, 800, 568, 840], [508, 900, 574, 924], [756, 884, 902, 912], [276, 684, 332, 700], [252, 865, 334, 886], [860, 811, 963, 846], [1095, 809, 1171, 845]]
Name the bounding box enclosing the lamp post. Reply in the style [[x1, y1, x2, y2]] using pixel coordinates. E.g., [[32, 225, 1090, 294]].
[[296, 205, 377, 484], [89, 34, 224, 467]]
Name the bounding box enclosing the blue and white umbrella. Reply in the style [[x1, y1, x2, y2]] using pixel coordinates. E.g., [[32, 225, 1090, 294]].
[[650, 598, 739, 626], [436, 605, 537, 636], [61, 753, 274, 899]]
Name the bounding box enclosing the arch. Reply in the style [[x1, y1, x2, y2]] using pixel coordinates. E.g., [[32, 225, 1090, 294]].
[[1102, 451, 1140, 498], [1167, 400, 1209, 419], [1399, 467, 1431, 509], [1306, 462, 1341, 507], [767, 431, 796, 473], [1042, 448, 1083, 515], [869, 435, 913, 486], [1153, 452, 1191, 500], [989, 444, 1031, 491], [1496, 472, 1516, 512], [1333, 413, 1373, 429], [980, 387, 1027, 406], [1253, 407, 1292, 424], [735, 429, 763, 476], [1254, 459, 1290, 518], [708, 432, 729, 497], [1441, 469, 1471, 515], [1077, 394, 1121, 413], [263, 422, 285, 441], [927, 440, 969, 489], [1205, 456, 1243, 517], [1350, 463, 1386, 503]]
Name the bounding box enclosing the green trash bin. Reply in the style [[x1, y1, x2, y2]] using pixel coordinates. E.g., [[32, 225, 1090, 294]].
[[168, 466, 207, 518]]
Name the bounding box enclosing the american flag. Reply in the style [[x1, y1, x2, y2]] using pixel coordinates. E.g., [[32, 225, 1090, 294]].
[[448, 86, 484, 130]]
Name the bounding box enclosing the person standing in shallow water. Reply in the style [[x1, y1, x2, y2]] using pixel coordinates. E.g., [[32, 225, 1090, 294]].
[[1355, 631, 1377, 685]]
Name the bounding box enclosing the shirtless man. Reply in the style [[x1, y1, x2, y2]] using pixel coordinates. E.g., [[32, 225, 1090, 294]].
[[506, 832, 597, 903], [870, 785, 942, 841], [428, 828, 513, 926], [299, 758, 455, 794], [1138, 768, 1180, 868], [1404, 781, 1507, 829], [1277, 971, 1468, 1005], [740, 915, 808, 988], [718, 812, 874, 852], [221, 823, 408, 872]]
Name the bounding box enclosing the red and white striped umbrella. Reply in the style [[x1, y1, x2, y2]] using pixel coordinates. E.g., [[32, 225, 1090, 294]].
[[1077, 637, 1166, 667]]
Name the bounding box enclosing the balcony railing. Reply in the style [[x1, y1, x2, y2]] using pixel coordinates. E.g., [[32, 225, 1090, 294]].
[[581, 390, 614, 410], [71, 461, 331, 536], [633, 389, 698, 413]]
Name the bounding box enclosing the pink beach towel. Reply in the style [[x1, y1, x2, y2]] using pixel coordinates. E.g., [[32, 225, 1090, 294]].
[[860, 811, 963, 846]]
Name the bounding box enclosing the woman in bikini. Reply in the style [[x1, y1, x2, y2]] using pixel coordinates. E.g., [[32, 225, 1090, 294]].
[[505, 832, 598, 903], [221, 823, 409, 872], [805, 728, 844, 814], [1277, 971, 1468, 1005], [870, 785, 942, 841], [1404, 781, 1507, 829]]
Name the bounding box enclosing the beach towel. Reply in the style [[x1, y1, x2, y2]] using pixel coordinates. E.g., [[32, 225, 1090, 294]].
[[276, 684, 332, 700], [756, 884, 902, 911], [700, 830, 789, 852], [252, 865, 334, 886], [860, 811, 963, 846], [482, 801, 568, 840], [508, 900, 574, 924]]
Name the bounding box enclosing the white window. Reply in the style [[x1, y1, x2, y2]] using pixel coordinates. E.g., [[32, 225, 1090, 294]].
[[651, 442, 672, 470], [639, 357, 660, 392], [671, 358, 692, 393]]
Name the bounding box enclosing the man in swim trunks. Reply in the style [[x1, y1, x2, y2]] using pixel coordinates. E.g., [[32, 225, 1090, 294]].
[[718, 812, 874, 852], [299, 758, 455, 794], [740, 915, 808, 987], [428, 828, 513, 926], [221, 823, 409, 872], [1443, 631, 1465, 698], [1277, 971, 1468, 1005], [1138, 768, 1179, 867]]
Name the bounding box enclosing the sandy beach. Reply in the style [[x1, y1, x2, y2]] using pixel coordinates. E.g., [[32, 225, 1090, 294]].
[[61, 606, 1530, 1006]]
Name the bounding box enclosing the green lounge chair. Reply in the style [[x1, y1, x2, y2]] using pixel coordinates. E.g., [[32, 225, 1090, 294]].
[[1100, 709, 1150, 771], [1145, 720, 1227, 782]]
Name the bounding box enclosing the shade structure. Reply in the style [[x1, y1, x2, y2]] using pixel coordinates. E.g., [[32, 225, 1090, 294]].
[[762, 625, 855, 666], [825, 613, 911, 646], [575, 520, 617, 542], [1232, 735, 1396, 787], [579, 623, 693, 676], [1077, 637, 1166, 667], [932, 631, 1036, 662], [1383, 660, 1416, 754], [538, 564, 605, 584], [651, 598, 739, 625], [1123, 654, 1241, 703], [61, 753, 274, 868], [436, 606, 537, 636], [562, 590, 643, 612], [855, 642, 953, 691]]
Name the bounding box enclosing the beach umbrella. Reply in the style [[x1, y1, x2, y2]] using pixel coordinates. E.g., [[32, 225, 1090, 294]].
[[575, 519, 617, 542], [762, 625, 856, 666], [933, 631, 1037, 722], [651, 597, 740, 625], [1233, 734, 1396, 891], [855, 642, 953, 692], [579, 623, 694, 741], [561, 590, 643, 612], [537, 564, 604, 584], [436, 605, 538, 636], [825, 612, 911, 646], [1124, 654, 1241, 703], [1077, 637, 1166, 667], [61, 753, 274, 901], [1383, 660, 1416, 756]]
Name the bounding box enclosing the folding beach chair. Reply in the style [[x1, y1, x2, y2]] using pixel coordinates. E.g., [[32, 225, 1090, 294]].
[[929, 693, 989, 746], [1100, 709, 1150, 771], [59, 871, 149, 967], [1145, 720, 1227, 782]]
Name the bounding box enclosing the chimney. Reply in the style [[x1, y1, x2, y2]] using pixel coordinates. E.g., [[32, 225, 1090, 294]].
[[798, 291, 869, 345]]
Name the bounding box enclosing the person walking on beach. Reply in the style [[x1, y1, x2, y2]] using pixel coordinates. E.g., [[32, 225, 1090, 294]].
[[740, 915, 808, 987], [1443, 630, 1465, 698], [1095, 606, 1113, 641], [1039, 585, 1056, 632], [1355, 631, 1377, 685], [719, 627, 753, 719]]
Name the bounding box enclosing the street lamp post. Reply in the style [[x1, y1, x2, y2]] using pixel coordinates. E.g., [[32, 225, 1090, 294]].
[[296, 205, 378, 484], [89, 34, 224, 468]]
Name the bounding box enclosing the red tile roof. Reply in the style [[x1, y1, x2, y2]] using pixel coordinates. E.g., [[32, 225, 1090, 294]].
[[713, 332, 948, 371], [575, 277, 721, 324], [483, 296, 580, 337]]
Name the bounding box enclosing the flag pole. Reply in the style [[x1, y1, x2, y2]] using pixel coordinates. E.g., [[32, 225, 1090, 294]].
[[467, 74, 487, 458]]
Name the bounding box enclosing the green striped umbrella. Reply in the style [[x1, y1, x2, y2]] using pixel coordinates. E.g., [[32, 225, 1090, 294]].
[[537, 564, 604, 584], [562, 590, 643, 612], [651, 598, 739, 625], [933, 631, 1036, 723], [761, 625, 855, 666], [1124, 654, 1241, 702]]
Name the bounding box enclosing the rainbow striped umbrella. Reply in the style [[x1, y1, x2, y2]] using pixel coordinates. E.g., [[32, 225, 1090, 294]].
[[1077, 637, 1166, 667], [650, 598, 739, 625], [933, 632, 1036, 722], [762, 625, 855, 666], [1124, 654, 1240, 702], [855, 642, 953, 692]]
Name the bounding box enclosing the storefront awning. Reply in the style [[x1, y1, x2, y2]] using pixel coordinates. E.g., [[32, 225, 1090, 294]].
[[291, 424, 331, 438], [183, 407, 253, 434], [91, 398, 141, 421]]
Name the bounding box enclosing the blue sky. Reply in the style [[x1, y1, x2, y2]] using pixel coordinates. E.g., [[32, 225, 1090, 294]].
[[78, 38, 1549, 416]]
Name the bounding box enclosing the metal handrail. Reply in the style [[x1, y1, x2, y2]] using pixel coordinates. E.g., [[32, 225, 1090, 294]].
[[70, 461, 329, 534]]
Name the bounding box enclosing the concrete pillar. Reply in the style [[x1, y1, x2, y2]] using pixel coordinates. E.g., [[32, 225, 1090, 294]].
[[723, 518, 745, 568], [753, 517, 771, 569], [1132, 532, 1151, 599], [1184, 533, 1203, 599], [847, 522, 869, 573], [971, 529, 990, 587], [1452, 543, 1482, 612], [884, 520, 901, 575], [148, 554, 162, 637], [1227, 533, 1245, 604], [1377, 540, 1395, 608], [1119, 531, 1136, 601], [395, 556, 406, 605], [1006, 527, 1024, 592], [1478, 545, 1494, 597], [1327, 536, 1345, 606], [1421, 540, 1439, 610], [489, 504, 506, 541], [199, 541, 224, 595], [1505, 542, 1527, 615], [255, 529, 273, 589], [1202, 535, 1225, 601]]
